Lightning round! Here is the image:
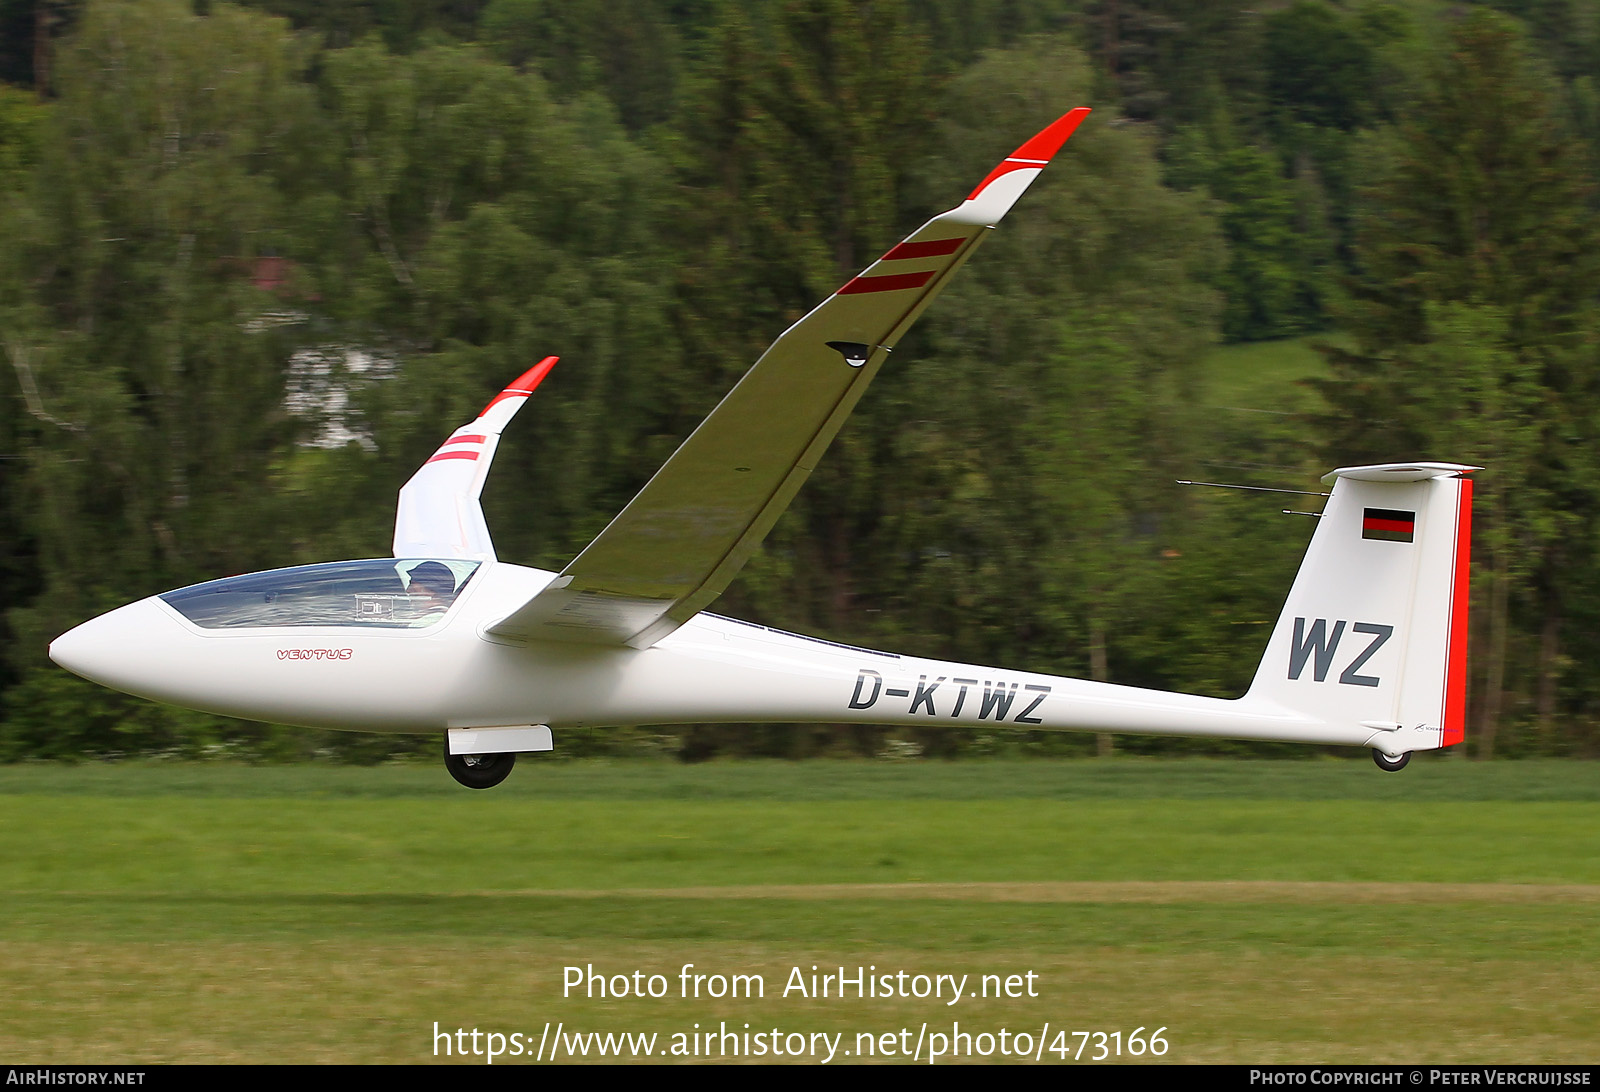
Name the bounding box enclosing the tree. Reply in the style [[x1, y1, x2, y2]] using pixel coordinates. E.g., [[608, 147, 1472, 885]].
[[479, 0, 682, 130], [0, 84, 48, 720], [1319, 9, 1600, 756], [2, 0, 325, 753], [313, 38, 678, 571], [1165, 114, 1336, 340], [669, 0, 938, 631], [1083, 0, 1265, 127], [1263, 1, 1377, 133], [1, 4, 681, 758]]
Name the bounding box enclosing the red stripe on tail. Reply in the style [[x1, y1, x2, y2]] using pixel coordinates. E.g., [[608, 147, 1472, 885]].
[[1442, 478, 1474, 747]]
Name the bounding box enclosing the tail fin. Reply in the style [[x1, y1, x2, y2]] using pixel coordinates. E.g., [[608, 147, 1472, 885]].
[[1246, 463, 1477, 755]]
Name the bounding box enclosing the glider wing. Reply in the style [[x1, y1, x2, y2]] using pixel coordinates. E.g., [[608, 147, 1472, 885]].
[[392, 357, 558, 561], [491, 110, 1090, 647]]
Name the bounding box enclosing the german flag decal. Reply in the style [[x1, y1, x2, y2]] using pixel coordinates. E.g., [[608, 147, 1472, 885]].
[[1363, 508, 1415, 542]]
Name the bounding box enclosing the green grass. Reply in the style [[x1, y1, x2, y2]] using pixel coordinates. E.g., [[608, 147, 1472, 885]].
[[2, 759, 1596, 1063], [1192, 334, 1348, 491], [1202, 334, 1344, 413], [3, 753, 1595, 800], [5, 891, 1597, 956], [5, 795, 1599, 891]]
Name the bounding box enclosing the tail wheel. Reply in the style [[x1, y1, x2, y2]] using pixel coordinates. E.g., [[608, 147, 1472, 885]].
[[444, 742, 516, 789], [1371, 749, 1410, 773]]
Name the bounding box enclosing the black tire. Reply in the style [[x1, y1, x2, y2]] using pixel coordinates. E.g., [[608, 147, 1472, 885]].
[[444, 743, 516, 789], [1371, 749, 1410, 773]]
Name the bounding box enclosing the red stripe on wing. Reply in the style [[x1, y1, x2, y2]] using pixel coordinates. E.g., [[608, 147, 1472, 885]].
[[882, 237, 965, 261], [837, 270, 937, 295], [425, 451, 481, 465]]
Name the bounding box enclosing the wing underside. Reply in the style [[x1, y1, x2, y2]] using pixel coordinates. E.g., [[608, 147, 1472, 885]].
[[490, 109, 1091, 648]]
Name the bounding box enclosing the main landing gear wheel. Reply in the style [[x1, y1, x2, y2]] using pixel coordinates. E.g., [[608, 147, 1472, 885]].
[[444, 743, 516, 789], [1372, 749, 1411, 773]]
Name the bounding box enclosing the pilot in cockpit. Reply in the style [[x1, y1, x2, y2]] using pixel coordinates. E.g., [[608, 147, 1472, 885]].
[[403, 561, 459, 622]]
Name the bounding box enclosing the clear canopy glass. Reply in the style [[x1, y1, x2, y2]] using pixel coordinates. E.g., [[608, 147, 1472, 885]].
[[159, 559, 481, 630]]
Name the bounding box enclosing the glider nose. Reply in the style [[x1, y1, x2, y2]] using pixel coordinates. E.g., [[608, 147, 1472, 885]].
[[49, 615, 108, 681], [49, 598, 173, 693]]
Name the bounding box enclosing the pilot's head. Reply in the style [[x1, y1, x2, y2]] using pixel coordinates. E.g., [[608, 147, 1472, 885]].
[[406, 562, 457, 602]]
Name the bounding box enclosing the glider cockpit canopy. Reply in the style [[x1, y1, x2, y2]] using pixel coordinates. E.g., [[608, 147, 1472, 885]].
[[159, 559, 480, 630]]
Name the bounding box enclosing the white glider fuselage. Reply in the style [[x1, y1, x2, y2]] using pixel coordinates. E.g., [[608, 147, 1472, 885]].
[[48, 554, 1427, 756], [46, 109, 1476, 782]]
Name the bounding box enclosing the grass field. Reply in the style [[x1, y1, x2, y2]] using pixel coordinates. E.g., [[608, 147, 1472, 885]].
[[2, 758, 1596, 1064], [1201, 334, 1342, 413]]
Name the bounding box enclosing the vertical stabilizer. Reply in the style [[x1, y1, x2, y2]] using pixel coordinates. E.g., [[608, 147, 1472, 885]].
[[1245, 463, 1477, 755]]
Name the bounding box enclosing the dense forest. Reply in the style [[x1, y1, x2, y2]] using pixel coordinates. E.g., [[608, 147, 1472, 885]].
[[2, 0, 1598, 761]]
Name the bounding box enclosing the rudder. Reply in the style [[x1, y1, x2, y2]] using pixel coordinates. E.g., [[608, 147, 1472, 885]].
[[1246, 463, 1477, 756]]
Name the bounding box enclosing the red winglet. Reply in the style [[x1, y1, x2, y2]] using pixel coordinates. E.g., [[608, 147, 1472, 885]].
[[1012, 107, 1092, 162], [481, 355, 559, 415], [967, 107, 1091, 200]]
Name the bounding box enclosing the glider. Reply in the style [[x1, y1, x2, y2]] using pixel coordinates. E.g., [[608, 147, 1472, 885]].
[[48, 109, 1478, 787]]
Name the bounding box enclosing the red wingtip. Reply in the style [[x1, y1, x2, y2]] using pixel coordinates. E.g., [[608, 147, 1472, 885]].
[[508, 355, 559, 394], [480, 356, 559, 416], [1010, 107, 1091, 163], [967, 108, 1091, 201]]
